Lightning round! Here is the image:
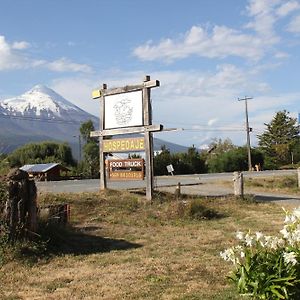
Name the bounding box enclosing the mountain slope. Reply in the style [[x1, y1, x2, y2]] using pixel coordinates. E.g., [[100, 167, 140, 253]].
[[0, 85, 98, 156], [0, 85, 188, 157]]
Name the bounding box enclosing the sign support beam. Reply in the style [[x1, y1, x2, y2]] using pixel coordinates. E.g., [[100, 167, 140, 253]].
[[99, 84, 107, 190]]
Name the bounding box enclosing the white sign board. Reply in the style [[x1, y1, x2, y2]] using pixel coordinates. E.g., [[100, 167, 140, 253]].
[[104, 90, 143, 129]]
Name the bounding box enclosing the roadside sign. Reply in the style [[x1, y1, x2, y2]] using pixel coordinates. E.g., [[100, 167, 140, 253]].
[[103, 137, 144, 153], [108, 159, 145, 180]]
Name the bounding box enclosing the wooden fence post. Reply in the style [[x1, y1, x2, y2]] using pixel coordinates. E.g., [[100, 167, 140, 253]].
[[297, 168, 300, 189], [233, 171, 244, 198], [175, 182, 181, 199]]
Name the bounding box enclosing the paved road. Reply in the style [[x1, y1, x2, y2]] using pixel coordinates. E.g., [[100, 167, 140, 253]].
[[36, 170, 300, 205]]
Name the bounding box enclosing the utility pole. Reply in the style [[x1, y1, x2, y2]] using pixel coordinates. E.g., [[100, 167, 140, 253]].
[[78, 134, 82, 162], [238, 96, 253, 171]]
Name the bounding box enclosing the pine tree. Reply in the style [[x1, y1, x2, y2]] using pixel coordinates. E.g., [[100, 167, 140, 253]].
[[257, 110, 299, 168]]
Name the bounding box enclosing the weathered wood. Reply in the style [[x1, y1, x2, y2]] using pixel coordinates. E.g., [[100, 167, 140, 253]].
[[92, 80, 160, 99], [3, 169, 37, 241], [92, 76, 160, 201], [175, 182, 181, 199], [298, 168, 300, 189], [233, 171, 244, 197], [99, 84, 107, 190], [90, 124, 163, 137], [143, 76, 154, 202]]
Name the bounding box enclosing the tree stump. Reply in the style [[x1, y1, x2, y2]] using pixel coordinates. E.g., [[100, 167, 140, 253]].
[[3, 168, 37, 241]]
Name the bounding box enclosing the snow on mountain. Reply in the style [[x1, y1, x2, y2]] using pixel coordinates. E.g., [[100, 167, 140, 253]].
[[0, 85, 188, 156], [0, 84, 92, 121]]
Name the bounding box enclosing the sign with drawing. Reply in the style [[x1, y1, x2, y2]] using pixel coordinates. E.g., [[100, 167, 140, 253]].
[[91, 76, 162, 201], [104, 90, 143, 129]]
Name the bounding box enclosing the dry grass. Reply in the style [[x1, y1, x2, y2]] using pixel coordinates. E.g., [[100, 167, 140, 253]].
[[0, 189, 293, 300]]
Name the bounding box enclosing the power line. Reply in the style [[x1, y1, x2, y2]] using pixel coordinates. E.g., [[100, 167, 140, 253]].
[[0, 114, 87, 124]]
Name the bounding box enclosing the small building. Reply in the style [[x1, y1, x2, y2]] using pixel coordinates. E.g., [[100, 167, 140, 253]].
[[20, 163, 69, 181]]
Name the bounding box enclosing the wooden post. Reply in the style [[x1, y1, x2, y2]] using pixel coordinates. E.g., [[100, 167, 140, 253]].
[[143, 75, 154, 202], [99, 84, 107, 190], [298, 168, 300, 189], [233, 171, 244, 197], [175, 182, 181, 199]]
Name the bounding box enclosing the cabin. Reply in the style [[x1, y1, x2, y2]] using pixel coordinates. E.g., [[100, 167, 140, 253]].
[[20, 163, 70, 181]]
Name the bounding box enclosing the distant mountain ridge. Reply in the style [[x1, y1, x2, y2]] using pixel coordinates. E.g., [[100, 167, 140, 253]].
[[0, 85, 188, 157]]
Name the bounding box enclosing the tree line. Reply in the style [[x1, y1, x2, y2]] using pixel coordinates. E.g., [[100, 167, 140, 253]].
[[0, 110, 299, 177]]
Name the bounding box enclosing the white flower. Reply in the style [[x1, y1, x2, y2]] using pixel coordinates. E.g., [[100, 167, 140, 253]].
[[255, 231, 264, 241], [293, 208, 300, 219], [283, 251, 298, 266], [245, 233, 254, 247], [284, 214, 292, 224], [220, 248, 236, 264], [236, 231, 244, 241], [280, 226, 290, 239]]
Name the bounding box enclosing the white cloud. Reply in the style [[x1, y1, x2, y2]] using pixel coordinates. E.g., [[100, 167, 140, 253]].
[[12, 41, 31, 50], [276, 1, 300, 17], [48, 65, 300, 147], [46, 58, 92, 73], [0, 35, 29, 70], [134, 0, 299, 63], [134, 25, 267, 62], [245, 0, 280, 38], [287, 14, 300, 33], [0, 35, 92, 73]]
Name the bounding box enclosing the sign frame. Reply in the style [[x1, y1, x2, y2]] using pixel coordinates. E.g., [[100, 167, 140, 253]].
[[91, 76, 162, 201]]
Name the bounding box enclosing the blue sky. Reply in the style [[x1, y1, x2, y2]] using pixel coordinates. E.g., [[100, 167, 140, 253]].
[[1, 0, 300, 148]]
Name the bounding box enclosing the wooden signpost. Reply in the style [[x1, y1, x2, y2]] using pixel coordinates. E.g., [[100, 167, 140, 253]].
[[91, 76, 162, 201]]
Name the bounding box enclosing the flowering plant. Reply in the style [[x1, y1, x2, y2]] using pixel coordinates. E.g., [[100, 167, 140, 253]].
[[220, 208, 300, 299]]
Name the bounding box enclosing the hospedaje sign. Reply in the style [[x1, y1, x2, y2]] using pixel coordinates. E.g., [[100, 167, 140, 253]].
[[103, 137, 144, 153], [91, 76, 162, 201]]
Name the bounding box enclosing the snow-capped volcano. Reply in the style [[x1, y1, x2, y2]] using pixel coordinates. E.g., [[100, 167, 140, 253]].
[[0, 84, 90, 121], [0, 85, 98, 156]]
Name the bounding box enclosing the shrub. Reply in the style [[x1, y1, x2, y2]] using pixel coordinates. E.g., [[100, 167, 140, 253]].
[[220, 207, 300, 299]]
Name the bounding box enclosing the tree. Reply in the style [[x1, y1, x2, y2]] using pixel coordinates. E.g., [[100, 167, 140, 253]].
[[7, 141, 75, 167], [154, 145, 206, 175], [82, 142, 99, 178], [154, 146, 173, 175], [206, 146, 263, 173], [79, 120, 99, 178], [80, 120, 95, 143], [257, 110, 299, 168]]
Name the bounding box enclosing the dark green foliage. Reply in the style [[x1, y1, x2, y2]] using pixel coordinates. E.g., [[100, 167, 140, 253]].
[[78, 120, 99, 178], [81, 141, 99, 178], [206, 146, 264, 173], [154, 146, 206, 175], [258, 110, 300, 169], [79, 119, 95, 144], [7, 141, 75, 167]]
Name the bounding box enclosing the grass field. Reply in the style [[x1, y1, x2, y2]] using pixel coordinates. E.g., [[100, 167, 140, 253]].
[[0, 189, 297, 299]]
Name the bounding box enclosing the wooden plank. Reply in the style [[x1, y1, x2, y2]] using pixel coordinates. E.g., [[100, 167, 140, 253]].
[[90, 124, 163, 137], [143, 76, 154, 202], [92, 80, 159, 99], [99, 84, 107, 190], [109, 170, 144, 180], [108, 159, 144, 169], [103, 137, 144, 153]]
